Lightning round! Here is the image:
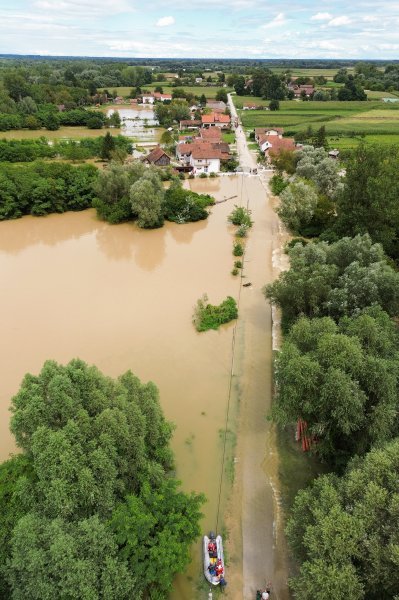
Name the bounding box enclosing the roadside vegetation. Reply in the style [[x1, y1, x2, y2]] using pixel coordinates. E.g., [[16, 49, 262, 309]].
[[0, 359, 205, 599], [266, 139, 399, 598]]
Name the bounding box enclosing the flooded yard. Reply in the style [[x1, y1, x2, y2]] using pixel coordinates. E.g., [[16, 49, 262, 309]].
[[0, 175, 289, 599], [106, 106, 162, 143]]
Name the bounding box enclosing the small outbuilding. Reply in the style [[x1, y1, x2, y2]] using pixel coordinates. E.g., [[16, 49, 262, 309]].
[[142, 146, 171, 166]]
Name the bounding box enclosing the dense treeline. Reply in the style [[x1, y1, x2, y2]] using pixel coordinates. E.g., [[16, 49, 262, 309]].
[[338, 62, 399, 92], [0, 359, 204, 598], [0, 56, 394, 78], [271, 143, 399, 263], [267, 142, 399, 598], [287, 439, 399, 599], [0, 135, 131, 162], [0, 161, 97, 219], [93, 162, 214, 228], [0, 105, 114, 132]]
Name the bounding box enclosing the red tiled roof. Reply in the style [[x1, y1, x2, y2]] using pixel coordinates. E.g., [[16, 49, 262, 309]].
[[178, 141, 231, 160], [154, 92, 172, 100], [201, 112, 231, 124], [199, 128, 222, 140], [265, 137, 296, 154]]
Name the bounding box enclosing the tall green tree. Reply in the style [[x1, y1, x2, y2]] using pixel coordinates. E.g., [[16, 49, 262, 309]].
[[265, 234, 399, 331], [287, 438, 399, 599], [130, 171, 165, 228], [334, 144, 399, 260], [273, 308, 399, 465], [100, 132, 116, 160], [2, 359, 204, 599]]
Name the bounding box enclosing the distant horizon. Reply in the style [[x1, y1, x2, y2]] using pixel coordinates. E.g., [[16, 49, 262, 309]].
[[1, 1, 399, 61], [1, 53, 398, 64]]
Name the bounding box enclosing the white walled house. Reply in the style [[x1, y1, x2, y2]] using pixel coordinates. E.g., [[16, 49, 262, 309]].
[[189, 150, 220, 174], [260, 139, 272, 152], [142, 94, 155, 104]]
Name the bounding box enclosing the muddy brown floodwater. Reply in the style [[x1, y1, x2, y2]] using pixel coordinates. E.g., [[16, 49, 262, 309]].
[[0, 175, 290, 599]]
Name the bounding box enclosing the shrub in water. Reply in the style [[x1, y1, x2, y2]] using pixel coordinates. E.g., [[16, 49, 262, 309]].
[[193, 294, 238, 332], [233, 241, 244, 256], [234, 260, 242, 269], [236, 224, 249, 238], [231, 268, 239, 276], [228, 205, 253, 227]]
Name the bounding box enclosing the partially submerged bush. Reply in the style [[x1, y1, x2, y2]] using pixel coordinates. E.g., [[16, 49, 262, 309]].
[[236, 224, 249, 238], [193, 294, 238, 332], [233, 241, 244, 256], [228, 205, 253, 227]]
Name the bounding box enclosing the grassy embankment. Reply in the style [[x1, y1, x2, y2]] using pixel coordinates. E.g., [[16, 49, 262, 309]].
[[235, 97, 399, 149]]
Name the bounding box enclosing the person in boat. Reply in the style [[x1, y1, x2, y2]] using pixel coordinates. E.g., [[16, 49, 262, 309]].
[[208, 564, 216, 576], [216, 560, 224, 577], [208, 540, 217, 557], [261, 592, 269, 600]]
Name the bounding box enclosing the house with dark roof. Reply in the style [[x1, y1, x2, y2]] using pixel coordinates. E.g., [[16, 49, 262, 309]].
[[142, 146, 171, 166], [288, 84, 315, 98], [179, 119, 202, 130]]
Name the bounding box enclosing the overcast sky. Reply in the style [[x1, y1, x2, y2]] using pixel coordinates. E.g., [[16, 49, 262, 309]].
[[1, 0, 399, 60]]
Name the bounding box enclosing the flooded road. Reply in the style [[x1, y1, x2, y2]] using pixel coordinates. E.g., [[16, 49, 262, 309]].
[[0, 175, 289, 599]]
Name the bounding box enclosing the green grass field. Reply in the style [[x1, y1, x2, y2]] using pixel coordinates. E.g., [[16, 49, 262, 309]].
[[269, 67, 356, 80], [236, 98, 399, 145], [100, 85, 232, 99]]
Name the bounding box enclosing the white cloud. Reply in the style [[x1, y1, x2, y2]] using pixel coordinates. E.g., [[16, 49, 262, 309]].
[[328, 15, 352, 27], [262, 12, 286, 29], [311, 12, 332, 21], [156, 16, 175, 27], [33, 0, 134, 17]]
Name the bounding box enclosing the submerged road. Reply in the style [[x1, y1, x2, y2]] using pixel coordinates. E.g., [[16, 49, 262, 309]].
[[226, 94, 290, 600]]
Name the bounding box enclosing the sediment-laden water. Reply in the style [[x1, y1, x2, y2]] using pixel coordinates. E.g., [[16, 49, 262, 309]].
[[0, 175, 289, 599]]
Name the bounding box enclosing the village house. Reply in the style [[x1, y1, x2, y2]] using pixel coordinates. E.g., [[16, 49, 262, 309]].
[[141, 94, 155, 104], [288, 84, 315, 98], [113, 96, 124, 104], [198, 128, 222, 141], [206, 100, 226, 113], [179, 119, 202, 130], [176, 141, 231, 174], [263, 136, 296, 159], [142, 146, 171, 166], [254, 127, 284, 142], [201, 112, 231, 129], [153, 92, 172, 102], [243, 102, 265, 110]]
